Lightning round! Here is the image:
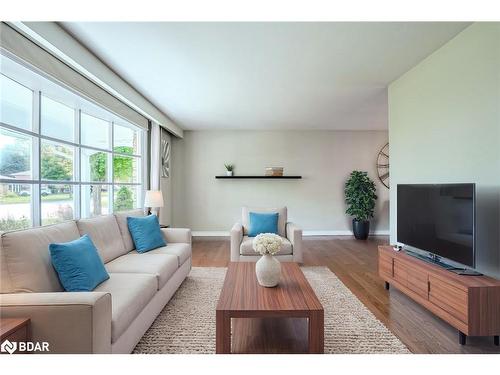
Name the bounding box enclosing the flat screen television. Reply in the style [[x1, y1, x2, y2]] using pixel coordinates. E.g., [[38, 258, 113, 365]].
[[397, 183, 475, 268]]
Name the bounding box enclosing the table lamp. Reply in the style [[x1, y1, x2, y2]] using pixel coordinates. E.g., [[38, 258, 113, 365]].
[[144, 190, 164, 216]]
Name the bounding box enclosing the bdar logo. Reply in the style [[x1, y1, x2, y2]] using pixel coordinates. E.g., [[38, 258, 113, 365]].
[[0, 340, 49, 353], [1, 339, 17, 354]]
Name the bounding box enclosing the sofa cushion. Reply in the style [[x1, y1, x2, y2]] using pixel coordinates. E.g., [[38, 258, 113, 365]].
[[105, 253, 178, 290], [77, 215, 127, 263], [1, 241, 13, 294], [49, 234, 110, 292], [140, 243, 191, 267], [114, 209, 145, 252], [1, 221, 80, 293], [248, 212, 279, 237], [242, 206, 287, 237], [127, 215, 166, 253], [94, 273, 157, 343], [240, 235, 293, 256]]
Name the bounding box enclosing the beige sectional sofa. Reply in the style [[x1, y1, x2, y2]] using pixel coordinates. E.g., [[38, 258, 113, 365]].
[[0, 209, 192, 353]]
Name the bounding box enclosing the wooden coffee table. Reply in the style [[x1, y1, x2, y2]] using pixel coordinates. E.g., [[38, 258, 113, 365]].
[[216, 262, 324, 354], [1, 318, 31, 354]]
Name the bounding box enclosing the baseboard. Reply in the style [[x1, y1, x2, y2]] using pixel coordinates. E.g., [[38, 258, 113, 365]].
[[192, 231, 230, 237], [303, 230, 390, 236], [192, 230, 390, 237]]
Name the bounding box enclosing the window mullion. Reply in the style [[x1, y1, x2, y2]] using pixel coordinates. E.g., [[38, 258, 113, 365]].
[[32, 91, 41, 227], [74, 109, 81, 220], [110, 122, 115, 212], [141, 130, 147, 209]]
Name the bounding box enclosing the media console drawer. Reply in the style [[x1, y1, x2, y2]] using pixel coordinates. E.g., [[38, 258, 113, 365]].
[[393, 259, 428, 299], [406, 265, 428, 299], [378, 253, 393, 279], [378, 245, 500, 345], [393, 259, 407, 286], [429, 275, 468, 323]]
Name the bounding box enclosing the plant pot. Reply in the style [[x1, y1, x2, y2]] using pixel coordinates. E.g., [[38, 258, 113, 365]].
[[352, 219, 370, 240], [255, 254, 281, 287], [226, 171, 233, 176]]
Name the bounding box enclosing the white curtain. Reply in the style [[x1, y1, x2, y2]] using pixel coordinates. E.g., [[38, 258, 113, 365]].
[[150, 122, 161, 191]]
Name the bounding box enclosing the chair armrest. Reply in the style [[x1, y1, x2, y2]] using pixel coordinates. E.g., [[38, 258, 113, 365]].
[[161, 228, 192, 244], [286, 222, 303, 263], [230, 223, 243, 261], [0, 292, 111, 353]]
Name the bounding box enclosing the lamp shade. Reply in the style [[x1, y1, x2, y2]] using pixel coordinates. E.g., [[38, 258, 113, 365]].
[[144, 190, 164, 208]]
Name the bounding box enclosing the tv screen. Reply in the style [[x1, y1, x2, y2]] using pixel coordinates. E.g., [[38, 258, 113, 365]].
[[397, 184, 475, 267]]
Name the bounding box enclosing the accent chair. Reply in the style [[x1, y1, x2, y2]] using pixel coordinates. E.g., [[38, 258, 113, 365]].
[[230, 206, 303, 262]]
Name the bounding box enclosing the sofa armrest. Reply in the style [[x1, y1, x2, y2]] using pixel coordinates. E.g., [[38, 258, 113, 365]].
[[286, 222, 303, 263], [161, 228, 192, 244], [230, 222, 243, 261], [0, 292, 111, 354]]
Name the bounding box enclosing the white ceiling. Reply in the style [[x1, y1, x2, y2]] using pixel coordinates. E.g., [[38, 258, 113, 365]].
[[61, 22, 469, 131]]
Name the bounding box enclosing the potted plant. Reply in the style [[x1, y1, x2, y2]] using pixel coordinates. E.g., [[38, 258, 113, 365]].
[[345, 170, 377, 240], [224, 163, 234, 176]]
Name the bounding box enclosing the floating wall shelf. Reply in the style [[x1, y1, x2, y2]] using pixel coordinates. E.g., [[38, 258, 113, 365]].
[[215, 175, 302, 179]]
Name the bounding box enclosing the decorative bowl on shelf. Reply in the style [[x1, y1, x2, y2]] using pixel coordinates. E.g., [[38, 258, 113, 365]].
[[265, 167, 284, 176]]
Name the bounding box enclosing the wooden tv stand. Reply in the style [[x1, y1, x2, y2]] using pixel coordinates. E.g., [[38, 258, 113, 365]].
[[378, 246, 500, 346]]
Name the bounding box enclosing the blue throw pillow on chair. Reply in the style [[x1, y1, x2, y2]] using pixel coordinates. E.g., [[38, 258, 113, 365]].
[[127, 214, 166, 253], [248, 212, 279, 237], [49, 234, 109, 292]]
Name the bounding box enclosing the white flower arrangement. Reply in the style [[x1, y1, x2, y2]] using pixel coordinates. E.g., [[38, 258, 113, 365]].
[[252, 233, 283, 256]]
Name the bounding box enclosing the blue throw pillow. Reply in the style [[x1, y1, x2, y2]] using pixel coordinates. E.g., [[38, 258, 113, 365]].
[[127, 215, 166, 253], [49, 234, 109, 292], [248, 212, 279, 237]]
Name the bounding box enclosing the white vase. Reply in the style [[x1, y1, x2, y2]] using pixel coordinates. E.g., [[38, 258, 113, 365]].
[[226, 171, 233, 176], [255, 254, 281, 287]]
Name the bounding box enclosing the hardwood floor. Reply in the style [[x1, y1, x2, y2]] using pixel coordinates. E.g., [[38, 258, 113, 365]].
[[192, 235, 500, 354]]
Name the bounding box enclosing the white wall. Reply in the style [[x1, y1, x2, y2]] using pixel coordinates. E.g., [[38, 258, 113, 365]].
[[171, 130, 389, 234], [389, 23, 500, 277]]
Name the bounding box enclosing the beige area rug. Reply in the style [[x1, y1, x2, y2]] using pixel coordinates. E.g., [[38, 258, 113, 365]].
[[133, 267, 410, 354]]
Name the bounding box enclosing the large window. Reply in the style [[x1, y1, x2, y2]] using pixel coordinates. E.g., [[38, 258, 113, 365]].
[[0, 55, 146, 231], [0, 74, 32, 131]]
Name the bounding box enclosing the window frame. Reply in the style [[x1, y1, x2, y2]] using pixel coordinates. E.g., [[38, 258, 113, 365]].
[[0, 72, 34, 131], [0, 54, 147, 229]]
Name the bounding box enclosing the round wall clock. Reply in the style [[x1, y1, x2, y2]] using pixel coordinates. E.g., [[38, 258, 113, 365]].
[[377, 143, 389, 188]]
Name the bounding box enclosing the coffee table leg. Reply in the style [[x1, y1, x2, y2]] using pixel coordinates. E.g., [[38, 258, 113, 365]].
[[308, 310, 324, 353], [216, 311, 231, 354]]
